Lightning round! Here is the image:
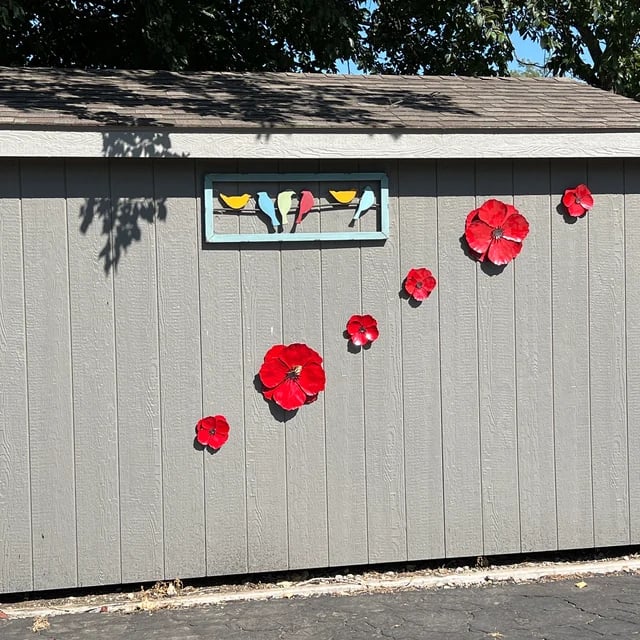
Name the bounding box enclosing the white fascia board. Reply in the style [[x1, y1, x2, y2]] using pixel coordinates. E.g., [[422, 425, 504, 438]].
[[1, 129, 640, 158]]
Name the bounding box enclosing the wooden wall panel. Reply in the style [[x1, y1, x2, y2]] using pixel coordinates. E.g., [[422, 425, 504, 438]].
[[21, 160, 77, 590], [199, 160, 249, 576], [550, 159, 594, 549], [66, 159, 121, 586], [437, 160, 483, 557], [238, 160, 288, 573], [625, 159, 640, 543], [278, 160, 329, 570], [360, 160, 407, 563], [319, 160, 368, 567], [110, 161, 164, 582], [475, 161, 520, 555], [3, 156, 638, 594], [154, 159, 206, 579], [588, 159, 629, 546], [0, 159, 32, 592], [397, 160, 444, 560], [513, 160, 557, 552]]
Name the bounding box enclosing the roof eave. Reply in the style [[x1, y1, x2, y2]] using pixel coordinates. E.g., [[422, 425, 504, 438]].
[[2, 127, 640, 159]]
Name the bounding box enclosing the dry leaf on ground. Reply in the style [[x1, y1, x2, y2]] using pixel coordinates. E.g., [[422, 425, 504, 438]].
[[31, 616, 50, 633]]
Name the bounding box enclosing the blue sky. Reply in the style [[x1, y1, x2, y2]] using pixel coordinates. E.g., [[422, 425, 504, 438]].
[[510, 31, 546, 67], [336, 30, 547, 74]]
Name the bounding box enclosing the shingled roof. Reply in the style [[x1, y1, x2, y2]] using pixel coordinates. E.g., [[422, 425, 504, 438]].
[[2, 66, 640, 131]]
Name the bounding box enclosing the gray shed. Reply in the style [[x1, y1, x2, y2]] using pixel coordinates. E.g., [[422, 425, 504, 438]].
[[1, 68, 640, 594]]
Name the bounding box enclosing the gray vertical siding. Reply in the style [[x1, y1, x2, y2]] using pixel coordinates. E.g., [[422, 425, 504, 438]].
[[0, 156, 638, 593]]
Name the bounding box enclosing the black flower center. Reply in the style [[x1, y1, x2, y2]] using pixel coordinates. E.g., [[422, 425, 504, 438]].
[[359, 326, 366, 333], [492, 227, 504, 239], [208, 428, 217, 435], [415, 281, 423, 288], [287, 365, 303, 379]]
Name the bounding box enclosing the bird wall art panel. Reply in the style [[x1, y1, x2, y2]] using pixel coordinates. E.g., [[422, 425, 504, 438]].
[[203, 172, 389, 243]]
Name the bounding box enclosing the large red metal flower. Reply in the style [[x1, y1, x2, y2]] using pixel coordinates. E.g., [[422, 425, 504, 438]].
[[465, 199, 529, 265], [562, 184, 594, 217], [258, 343, 326, 411], [404, 268, 437, 301], [196, 415, 230, 450], [346, 314, 379, 347]]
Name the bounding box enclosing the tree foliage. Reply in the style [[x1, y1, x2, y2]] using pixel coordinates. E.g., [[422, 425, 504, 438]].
[[366, 0, 640, 99], [511, 0, 640, 98], [0, 0, 365, 72], [1, 1, 639, 99], [363, 1, 514, 76]]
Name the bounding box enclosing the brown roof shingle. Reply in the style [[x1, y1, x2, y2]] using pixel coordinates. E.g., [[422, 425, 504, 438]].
[[1, 66, 640, 131]]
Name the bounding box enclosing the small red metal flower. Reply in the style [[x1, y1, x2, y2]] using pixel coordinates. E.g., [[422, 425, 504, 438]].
[[404, 268, 437, 301], [562, 184, 594, 217], [258, 343, 326, 411], [346, 314, 379, 347], [196, 415, 230, 450], [465, 199, 529, 265]]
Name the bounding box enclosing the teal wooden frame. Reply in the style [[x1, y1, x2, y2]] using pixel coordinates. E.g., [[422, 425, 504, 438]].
[[204, 172, 389, 243]]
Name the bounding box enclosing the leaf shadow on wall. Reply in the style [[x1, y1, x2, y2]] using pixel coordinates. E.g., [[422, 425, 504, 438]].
[[79, 132, 185, 273]]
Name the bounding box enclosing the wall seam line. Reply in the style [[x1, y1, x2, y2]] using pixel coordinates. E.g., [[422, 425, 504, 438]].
[[435, 160, 446, 558], [18, 159, 35, 592], [63, 159, 80, 587], [623, 159, 632, 544], [512, 162, 523, 554], [151, 160, 167, 579], [474, 161, 485, 557], [108, 160, 124, 583], [194, 161, 207, 575]]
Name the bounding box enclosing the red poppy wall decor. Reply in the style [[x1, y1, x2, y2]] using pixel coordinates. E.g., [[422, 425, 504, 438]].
[[258, 343, 326, 411], [196, 415, 230, 451], [465, 199, 530, 265], [346, 314, 379, 347], [562, 184, 594, 217], [404, 268, 437, 301]]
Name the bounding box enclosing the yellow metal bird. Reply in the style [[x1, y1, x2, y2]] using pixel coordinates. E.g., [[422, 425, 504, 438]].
[[329, 189, 357, 204], [219, 193, 251, 210]]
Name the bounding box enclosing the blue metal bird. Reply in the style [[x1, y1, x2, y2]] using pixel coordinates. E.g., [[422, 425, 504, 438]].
[[256, 191, 280, 230], [351, 185, 376, 221]]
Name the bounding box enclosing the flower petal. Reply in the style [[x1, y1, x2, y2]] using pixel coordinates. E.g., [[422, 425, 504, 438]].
[[364, 324, 379, 342], [350, 331, 369, 346], [213, 416, 230, 435], [263, 344, 286, 361], [477, 199, 509, 228], [404, 278, 417, 297], [196, 427, 210, 446], [297, 361, 326, 395], [487, 237, 522, 265], [562, 189, 577, 209], [411, 286, 428, 301], [502, 212, 529, 242], [566, 201, 585, 216], [411, 273, 437, 300], [346, 316, 364, 337], [465, 220, 493, 254], [360, 314, 378, 330], [576, 184, 594, 210], [209, 428, 229, 449], [283, 343, 322, 367], [424, 274, 437, 292], [270, 378, 307, 411], [258, 357, 288, 388], [465, 208, 479, 230]]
